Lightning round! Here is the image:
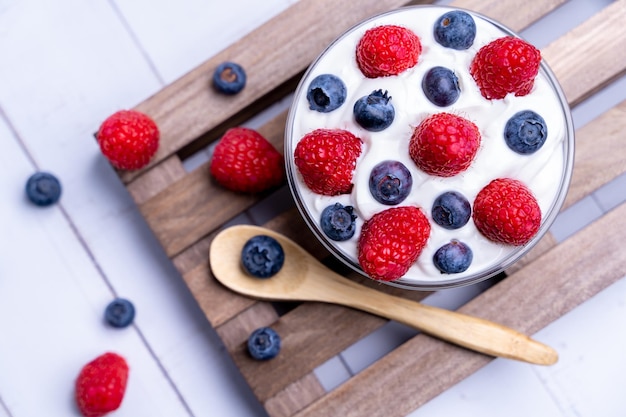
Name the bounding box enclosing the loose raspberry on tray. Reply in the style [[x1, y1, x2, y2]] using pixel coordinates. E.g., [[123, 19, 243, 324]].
[[469, 36, 541, 100], [96, 110, 160, 171], [210, 127, 285, 193], [409, 112, 481, 177], [472, 178, 542, 245], [356, 25, 421, 78], [358, 206, 431, 281], [294, 128, 363, 196]]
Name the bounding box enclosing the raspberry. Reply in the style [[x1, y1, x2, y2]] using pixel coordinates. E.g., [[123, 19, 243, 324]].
[[472, 178, 542, 245], [358, 206, 431, 281], [409, 112, 481, 177], [75, 352, 129, 417], [210, 127, 285, 193], [294, 128, 362, 196], [96, 110, 159, 170], [469, 36, 541, 100], [356, 25, 421, 78]]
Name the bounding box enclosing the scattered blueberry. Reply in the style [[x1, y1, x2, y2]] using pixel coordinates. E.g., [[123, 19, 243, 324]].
[[433, 240, 473, 274], [212, 62, 247, 95], [434, 10, 476, 50], [369, 160, 413, 205], [320, 203, 357, 241], [104, 298, 135, 328], [432, 191, 471, 230], [353, 90, 395, 131], [504, 110, 548, 154], [422, 66, 461, 107], [306, 74, 347, 113], [247, 327, 281, 360], [25, 172, 62, 206], [241, 235, 285, 278]]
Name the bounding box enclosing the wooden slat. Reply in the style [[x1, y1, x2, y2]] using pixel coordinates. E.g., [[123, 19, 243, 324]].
[[265, 374, 326, 417], [451, 0, 567, 31], [543, 0, 626, 106], [126, 155, 186, 205], [295, 201, 626, 417], [123, 0, 417, 184], [216, 302, 279, 350], [563, 100, 626, 210]]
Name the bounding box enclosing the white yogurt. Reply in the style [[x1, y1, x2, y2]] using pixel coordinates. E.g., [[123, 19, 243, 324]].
[[285, 6, 572, 288]]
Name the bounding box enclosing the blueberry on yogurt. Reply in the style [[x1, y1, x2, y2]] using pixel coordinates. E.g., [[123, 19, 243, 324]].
[[422, 66, 461, 107], [432, 191, 471, 230], [306, 74, 347, 113], [354, 90, 395, 131], [369, 160, 412, 205], [504, 110, 548, 154], [433, 240, 473, 274], [320, 203, 357, 241], [434, 10, 476, 50]]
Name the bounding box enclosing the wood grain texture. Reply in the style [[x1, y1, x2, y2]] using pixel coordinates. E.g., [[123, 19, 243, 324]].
[[126, 155, 185, 205], [216, 302, 279, 350], [563, 100, 626, 210], [182, 260, 257, 328], [296, 201, 626, 417], [543, 0, 626, 106], [122, 0, 415, 184], [450, 0, 567, 31], [264, 373, 326, 417]]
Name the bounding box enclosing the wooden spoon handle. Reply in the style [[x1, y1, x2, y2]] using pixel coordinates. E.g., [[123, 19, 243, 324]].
[[339, 282, 557, 365]]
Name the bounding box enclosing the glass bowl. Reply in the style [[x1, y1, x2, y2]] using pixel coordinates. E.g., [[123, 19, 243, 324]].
[[284, 5, 574, 291]]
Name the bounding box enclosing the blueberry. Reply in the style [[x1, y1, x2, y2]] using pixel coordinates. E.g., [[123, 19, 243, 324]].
[[433, 240, 473, 274], [504, 110, 548, 154], [432, 191, 471, 229], [306, 74, 347, 113], [422, 66, 460, 107], [247, 327, 281, 360], [353, 90, 395, 132], [25, 172, 62, 206], [369, 160, 412, 205], [320, 203, 357, 241], [212, 62, 247, 95], [104, 298, 135, 328], [241, 235, 285, 278], [434, 11, 476, 50]]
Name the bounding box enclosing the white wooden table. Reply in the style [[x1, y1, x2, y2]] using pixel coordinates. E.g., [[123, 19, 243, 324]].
[[1, 0, 625, 416]]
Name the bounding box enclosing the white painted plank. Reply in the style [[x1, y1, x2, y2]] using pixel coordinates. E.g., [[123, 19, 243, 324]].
[[532, 276, 626, 417], [0, 119, 190, 416], [0, 0, 293, 415], [111, 0, 299, 84]]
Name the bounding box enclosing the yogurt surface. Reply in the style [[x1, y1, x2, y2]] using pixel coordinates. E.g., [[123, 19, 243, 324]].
[[285, 5, 572, 288]]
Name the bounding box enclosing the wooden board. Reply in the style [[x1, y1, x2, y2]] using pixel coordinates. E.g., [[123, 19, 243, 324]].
[[117, 0, 626, 416]]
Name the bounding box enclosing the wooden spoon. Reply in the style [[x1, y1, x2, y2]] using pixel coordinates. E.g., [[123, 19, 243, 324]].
[[209, 224, 558, 365]]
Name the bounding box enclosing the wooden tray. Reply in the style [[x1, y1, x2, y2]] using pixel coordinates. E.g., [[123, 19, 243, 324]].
[[117, 0, 626, 415]]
